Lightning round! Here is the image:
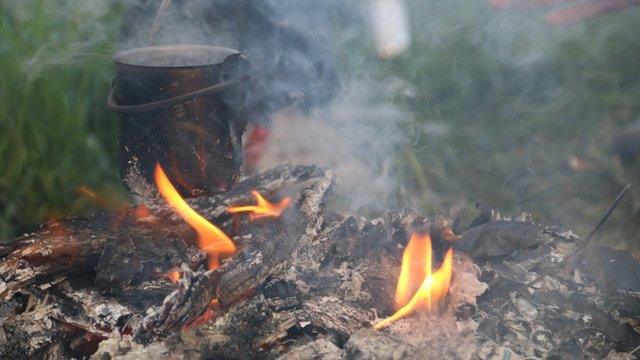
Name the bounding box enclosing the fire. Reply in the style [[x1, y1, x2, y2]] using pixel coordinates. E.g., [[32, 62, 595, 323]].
[[374, 233, 454, 330], [227, 190, 291, 220], [154, 163, 236, 269]]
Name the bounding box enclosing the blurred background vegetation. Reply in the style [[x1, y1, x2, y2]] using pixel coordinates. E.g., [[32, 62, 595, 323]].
[[0, 0, 127, 240], [1, 0, 639, 255], [374, 2, 640, 253]]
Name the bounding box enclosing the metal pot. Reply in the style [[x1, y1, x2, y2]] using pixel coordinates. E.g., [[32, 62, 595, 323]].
[[107, 45, 250, 197]]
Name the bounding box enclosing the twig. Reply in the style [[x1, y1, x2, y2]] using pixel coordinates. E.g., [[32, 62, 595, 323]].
[[582, 183, 631, 245], [525, 184, 630, 286], [147, 0, 173, 45]]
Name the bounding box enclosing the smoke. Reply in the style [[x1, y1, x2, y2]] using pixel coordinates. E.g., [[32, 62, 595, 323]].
[[122, 0, 236, 49], [8, 0, 121, 81], [233, 0, 417, 214], [257, 82, 414, 214], [7, 0, 639, 236], [112, 0, 414, 213], [109, 0, 598, 216]]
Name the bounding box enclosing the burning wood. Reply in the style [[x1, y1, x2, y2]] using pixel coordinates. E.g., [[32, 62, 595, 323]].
[[0, 165, 639, 359]]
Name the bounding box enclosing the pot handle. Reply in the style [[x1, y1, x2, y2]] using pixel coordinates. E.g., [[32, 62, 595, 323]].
[[107, 75, 249, 114]]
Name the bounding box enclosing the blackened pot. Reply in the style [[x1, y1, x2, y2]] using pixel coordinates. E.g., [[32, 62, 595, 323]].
[[108, 45, 249, 197]]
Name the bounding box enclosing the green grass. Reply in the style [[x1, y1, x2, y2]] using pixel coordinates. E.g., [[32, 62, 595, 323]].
[[0, 0, 127, 240]]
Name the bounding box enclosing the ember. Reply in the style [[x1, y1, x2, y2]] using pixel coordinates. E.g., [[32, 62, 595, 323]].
[[374, 233, 454, 330], [132, 205, 151, 220], [154, 163, 236, 269], [183, 299, 220, 331], [227, 190, 291, 220], [166, 269, 181, 283]]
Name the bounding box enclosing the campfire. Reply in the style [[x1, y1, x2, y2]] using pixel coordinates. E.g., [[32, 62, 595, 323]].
[[1, 163, 639, 359]]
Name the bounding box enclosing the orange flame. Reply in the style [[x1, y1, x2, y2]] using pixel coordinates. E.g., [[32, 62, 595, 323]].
[[374, 233, 454, 330], [154, 164, 236, 269], [227, 190, 291, 220]]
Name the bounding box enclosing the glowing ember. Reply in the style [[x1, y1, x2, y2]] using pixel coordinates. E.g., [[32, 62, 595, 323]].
[[183, 299, 220, 331], [132, 205, 151, 219], [374, 233, 454, 330], [227, 190, 291, 220], [77, 185, 100, 201], [46, 220, 70, 237], [154, 163, 236, 269], [166, 269, 181, 283]]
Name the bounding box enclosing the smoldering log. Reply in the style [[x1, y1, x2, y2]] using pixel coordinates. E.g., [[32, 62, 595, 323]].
[[0, 216, 206, 302], [169, 213, 640, 359], [0, 218, 114, 302]]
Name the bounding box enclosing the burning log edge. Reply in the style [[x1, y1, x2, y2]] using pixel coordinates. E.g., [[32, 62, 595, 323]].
[[132, 163, 334, 341]]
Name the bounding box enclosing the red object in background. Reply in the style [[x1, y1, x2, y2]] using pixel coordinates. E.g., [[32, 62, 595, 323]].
[[490, 0, 640, 24], [244, 125, 271, 169], [546, 0, 640, 24]]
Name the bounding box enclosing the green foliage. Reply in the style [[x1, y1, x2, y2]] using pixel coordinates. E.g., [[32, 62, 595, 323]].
[[0, 0, 126, 240], [376, 1, 640, 249]]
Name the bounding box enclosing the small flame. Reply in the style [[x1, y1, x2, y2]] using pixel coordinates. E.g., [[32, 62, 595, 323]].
[[227, 190, 291, 220], [154, 164, 236, 269], [374, 233, 454, 330], [395, 233, 432, 309], [77, 185, 125, 211]]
